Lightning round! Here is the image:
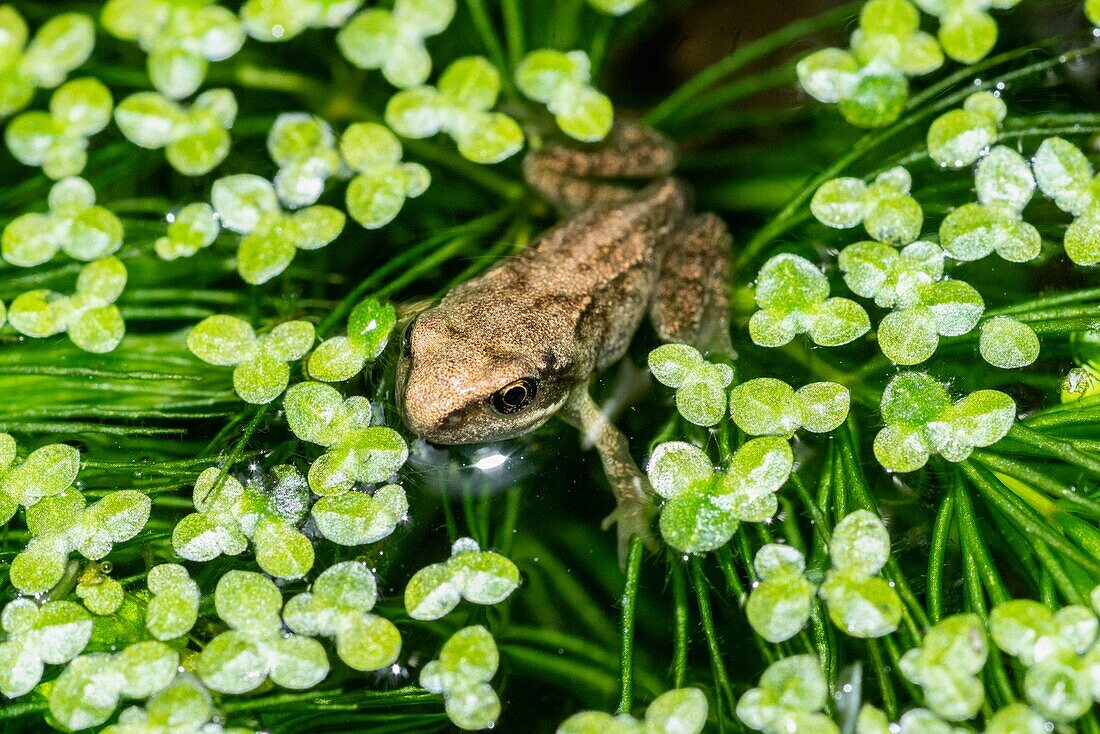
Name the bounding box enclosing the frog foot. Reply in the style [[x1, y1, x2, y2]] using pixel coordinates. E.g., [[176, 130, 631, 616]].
[[602, 496, 659, 566]]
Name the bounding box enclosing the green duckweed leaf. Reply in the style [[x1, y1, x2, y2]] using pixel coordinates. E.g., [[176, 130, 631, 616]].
[[210, 174, 345, 283], [284, 561, 402, 671], [5, 78, 112, 179], [76, 573, 125, 616], [898, 614, 987, 720], [115, 89, 236, 175], [187, 315, 315, 403], [927, 92, 1005, 168], [312, 484, 408, 546], [0, 9, 94, 117], [242, 0, 364, 42], [385, 56, 524, 164], [197, 570, 329, 694], [839, 240, 944, 309], [285, 381, 409, 496], [101, 0, 244, 99], [729, 378, 850, 436], [268, 113, 342, 207], [49, 641, 178, 731], [2, 177, 124, 267], [11, 486, 150, 593], [515, 49, 613, 142], [405, 537, 520, 620], [746, 545, 817, 643], [737, 655, 833, 733], [750, 254, 869, 347], [341, 122, 430, 228], [874, 371, 1015, 471], [980, 315, 1040, 369], [145, 563, 200, 641], [101, 674, 227, 734], [173, 465, 314, 579], [154, 202, 220, 260], [648, 343, 733, 426], [420, 625, 501, 731], [0, 598, 93, 698], [337, 0, 455, 88]]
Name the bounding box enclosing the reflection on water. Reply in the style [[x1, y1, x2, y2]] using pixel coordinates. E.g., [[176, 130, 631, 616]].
[[407, 434, 547, 496]]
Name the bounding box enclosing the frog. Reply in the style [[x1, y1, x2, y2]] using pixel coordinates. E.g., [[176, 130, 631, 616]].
[[396, 123, 732, 560]]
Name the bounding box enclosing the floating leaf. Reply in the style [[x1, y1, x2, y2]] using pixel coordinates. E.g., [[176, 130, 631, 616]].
[[405, 537, 520, 620], [729, 378, 850, 437], [115, 90, 237, 176], [242, 0, 364, 42], [899, 614, 988, 720], [515, 49, 613, 141], [877, 279, 984, 366], [648, 343, 734, 426], [750, 254, 870, 348], [154, 203, 220, 260], [5, 78, 112, 179], [927, 92, 1005, 168], [172, 465, 314, 579], [209, 174, 345, 283], [267, 113, 342, 207], [9, 486, 150, 593], [101, 674, 229, 734], [0, 8, 95, 117], [187, 314, 316, 403], [49, 641, 178, 731], [737, 655, 837, 734], [811, 167, 923, 244], [874, 371, 1015, 471], [0, 433, 80, 524], [980, 316, 1040, 369], [145, 563, 200, 641], [746, 545, 817, 643], [2, 177, 123, 267], [420, 625, 501, 731], [819, 510, 901, 638], [1033, 137, 1100, 266], [386, 56, 524, 164], [337, 0, 455, 88], [284, 561, 402, 671], [340, 122, 430, 228], [0, 598, 92, 698], [557, 688, 708, 734], [284, 381, 409, 499], [197, 570, 329, 694], [101, 0, 244, 99]]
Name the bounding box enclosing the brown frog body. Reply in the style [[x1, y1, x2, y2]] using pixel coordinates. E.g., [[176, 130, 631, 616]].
[[396, 124, 732, 556]]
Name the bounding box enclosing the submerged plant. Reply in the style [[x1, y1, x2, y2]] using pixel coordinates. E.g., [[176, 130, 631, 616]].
[[1, 0, 1100, 732]]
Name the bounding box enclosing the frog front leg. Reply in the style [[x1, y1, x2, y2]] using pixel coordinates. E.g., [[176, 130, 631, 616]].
[[559, 383, 658, 563]]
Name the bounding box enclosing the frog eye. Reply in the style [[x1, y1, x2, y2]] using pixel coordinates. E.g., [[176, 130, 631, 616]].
[[489, 378, 538, 414]]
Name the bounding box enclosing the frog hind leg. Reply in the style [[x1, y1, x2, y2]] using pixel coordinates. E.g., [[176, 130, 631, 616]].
[[559, 383, 659, 565], [650, 213, 734, 358], [522, 122, 677, 215]]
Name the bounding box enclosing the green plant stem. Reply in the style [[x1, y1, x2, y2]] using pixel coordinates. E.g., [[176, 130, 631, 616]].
[[866, 639, 897, 720], [500, 0, 525, 67], [960, 461, 1100, 578], [927, 492, 955, 623], [690, 556, 737, 717], [972, 450, 1100, 520], [953, 477, 1010, 605], [643, 0, 861, 128], [670, 556, 690, 689], [1005, 424, 1100, 479], [617, 535, 644, 715]]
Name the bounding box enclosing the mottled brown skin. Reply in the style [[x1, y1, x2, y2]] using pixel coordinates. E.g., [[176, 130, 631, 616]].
[[396, 124, 731, 557]]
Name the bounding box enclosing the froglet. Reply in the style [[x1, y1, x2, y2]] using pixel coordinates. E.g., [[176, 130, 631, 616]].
[[396, 123, 732, 558]]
